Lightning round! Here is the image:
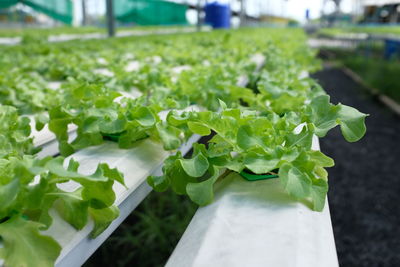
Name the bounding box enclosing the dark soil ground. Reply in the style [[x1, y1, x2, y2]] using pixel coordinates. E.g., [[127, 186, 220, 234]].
[[312, 67, 400, 267]]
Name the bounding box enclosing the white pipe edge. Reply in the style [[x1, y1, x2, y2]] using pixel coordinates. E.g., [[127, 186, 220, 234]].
[[49, 134, 201, 267], [0, 54, 266, 267], [166, 136, 339, 267], [49, 59, 264, 265], [166, 70, 338, 267]]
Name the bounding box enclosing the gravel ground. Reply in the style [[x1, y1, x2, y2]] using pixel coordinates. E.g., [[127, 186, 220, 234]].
[[312, 67, 400, 267]]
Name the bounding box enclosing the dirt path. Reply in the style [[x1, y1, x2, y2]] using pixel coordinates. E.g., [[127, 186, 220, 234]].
[[312, 67, 400, 267]]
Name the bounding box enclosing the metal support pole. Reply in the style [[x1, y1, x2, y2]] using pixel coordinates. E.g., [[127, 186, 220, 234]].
[[81, 0, 87, 26], [240, 0, 246, 27], [106, 0, 115, 37], [197, 0, 201, 32]]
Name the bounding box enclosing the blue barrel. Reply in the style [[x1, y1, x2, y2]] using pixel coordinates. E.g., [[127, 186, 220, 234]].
[[384, 39, 400, 60], [204, 2, 231, 29]]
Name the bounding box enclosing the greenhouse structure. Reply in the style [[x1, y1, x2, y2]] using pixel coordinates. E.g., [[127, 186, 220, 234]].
[[0, 0, 399, 267], [0, 0, 188, 25]]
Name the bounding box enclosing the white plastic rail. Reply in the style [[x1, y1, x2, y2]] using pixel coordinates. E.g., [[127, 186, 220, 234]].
[[0, 27, 204, 46], [26, 54, 266, 267], [166, 136, 338, 267], [49, 134, 200, 267], [166, 71, 338, 267]]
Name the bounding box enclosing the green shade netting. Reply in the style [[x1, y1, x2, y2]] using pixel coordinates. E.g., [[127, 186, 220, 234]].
[[0, 0, 17, 9], [0, 0, 72, 24], [114, 0, 187, 25]]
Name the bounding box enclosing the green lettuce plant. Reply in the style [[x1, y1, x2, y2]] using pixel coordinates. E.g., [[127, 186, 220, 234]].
[[148, 96, 366, 211], [0, 105, 125, 267]]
